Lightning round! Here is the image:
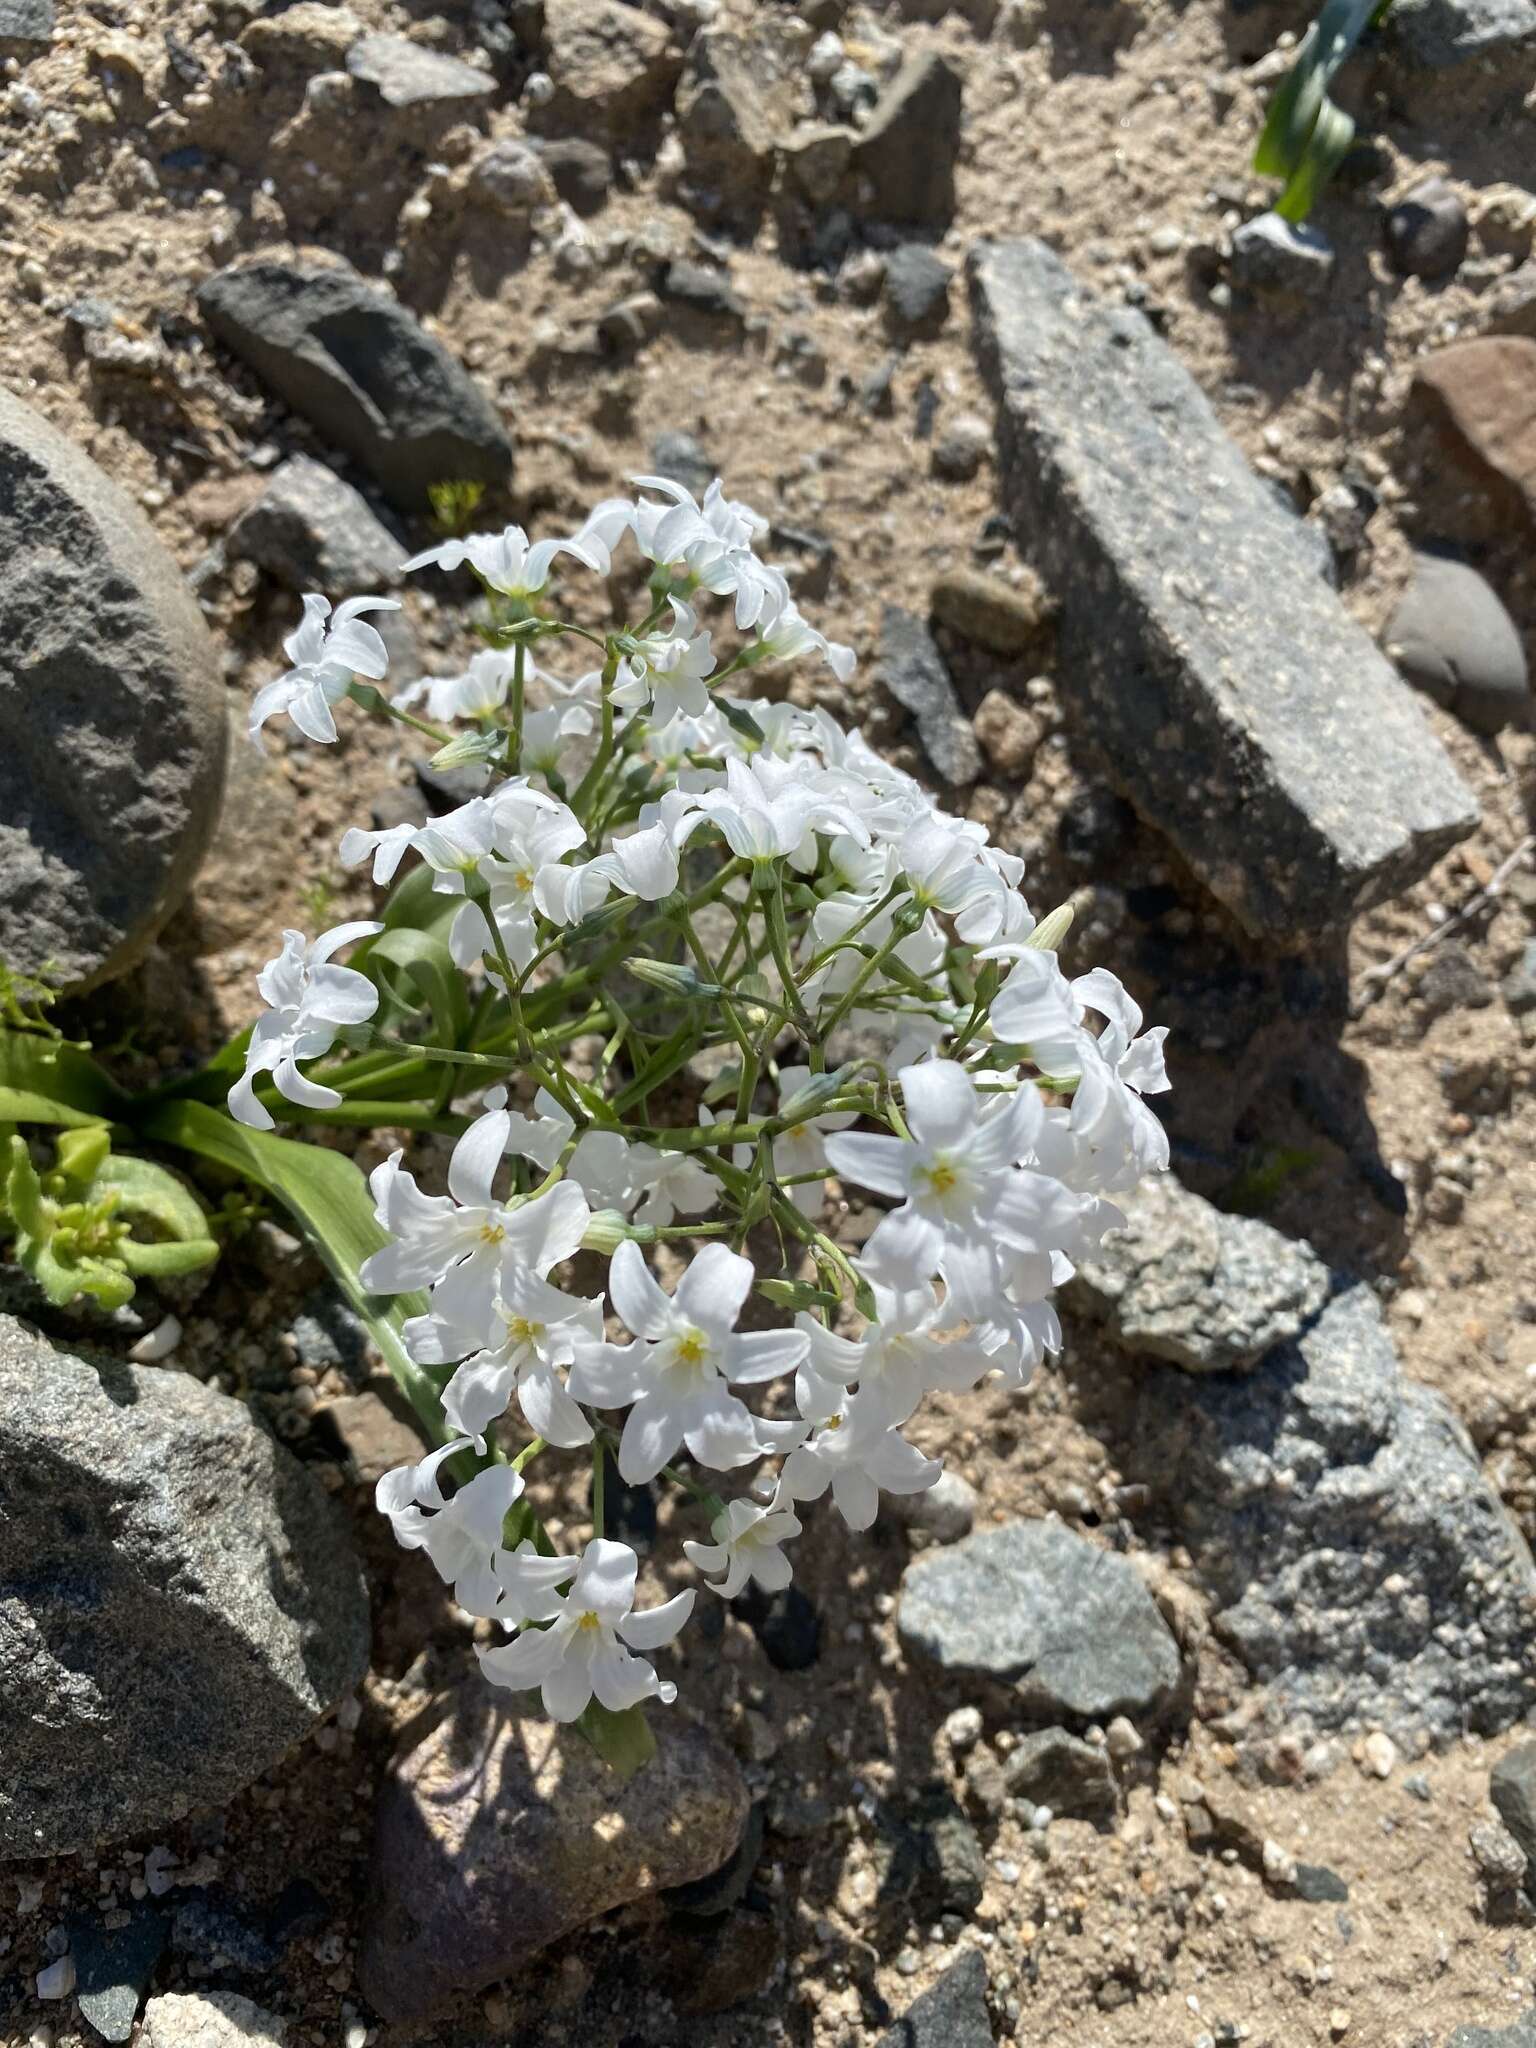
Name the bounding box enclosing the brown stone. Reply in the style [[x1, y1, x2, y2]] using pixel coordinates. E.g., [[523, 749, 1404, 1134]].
[[1411, 337, 1536, 535], [357, 1680, 749, 2024], [931, 565, 1053, 655], [528, 0, 682, 146]]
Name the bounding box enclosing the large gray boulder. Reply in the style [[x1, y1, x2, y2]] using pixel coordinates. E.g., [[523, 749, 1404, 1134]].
[[0, 392, 227, 992], [1069, 1173, 1330, 1374], [898, 1520, 1181, 1721], [198, 261, 512, 512], [1123, 1286, 1536, 1744], [357, 1678, 748, 2023], [969, 239, 1477, 941], [0, 1317, 370, 1858]]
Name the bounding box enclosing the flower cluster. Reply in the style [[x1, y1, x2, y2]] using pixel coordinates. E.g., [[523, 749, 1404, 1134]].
[[230, 477, 1169, 1734]]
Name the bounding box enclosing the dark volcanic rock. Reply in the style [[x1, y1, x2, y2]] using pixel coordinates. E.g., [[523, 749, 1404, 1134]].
[[226, 455, 406, 594], [0, 1316, 369, 1858], [198, 260, 512, 512], [0, 388, 227, 992], [970, 238, 1477, 940], [875, 1949, 994, 2048], [850, 50, 962, 228]]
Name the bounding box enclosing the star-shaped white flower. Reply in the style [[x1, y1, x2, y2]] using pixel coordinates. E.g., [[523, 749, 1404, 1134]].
[[227, 920, 382, 1129], [477, 1537, 694, 1720], [249, 594, 400, 746], [683, 1494, 802, 1598], [566, 1241, 807, 1484]]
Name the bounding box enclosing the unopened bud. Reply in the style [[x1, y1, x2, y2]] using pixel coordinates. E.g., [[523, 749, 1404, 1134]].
[[625, 958, 707, 998], [1024, 903, 1074, 953], [581, 1209, 630, 1256]]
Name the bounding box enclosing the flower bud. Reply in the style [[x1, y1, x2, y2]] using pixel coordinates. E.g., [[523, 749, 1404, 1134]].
[[581, 1209, 630, 1256], [1024, 902, 1075, 952], [625, 958, 707, 998]]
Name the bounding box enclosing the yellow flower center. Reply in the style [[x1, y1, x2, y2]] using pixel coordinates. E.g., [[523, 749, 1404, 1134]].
[[480, 1222, 506, 1246], [675, 1329, 708, 1367], [505, 1315, 543, 1342], [514, 867, 535, 894], [577, 1610, 601, 1632], [922, 1161, 958, 1198]]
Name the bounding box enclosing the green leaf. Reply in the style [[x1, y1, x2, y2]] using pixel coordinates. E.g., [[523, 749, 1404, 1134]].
[[575, 1700, 657, 1780], [360, 928, 471, 1108], [93, 1154, 213, 1241], [1252, 0, 1383, 222], [117, 1236, 219, 1277], [140, 1099, 444, 1445], [0, 1029, 130, 1128]]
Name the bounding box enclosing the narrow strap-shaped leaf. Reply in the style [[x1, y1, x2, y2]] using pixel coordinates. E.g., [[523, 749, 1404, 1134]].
[[0, 1028, 130, 1126], [139, 1098, 444, 1445]]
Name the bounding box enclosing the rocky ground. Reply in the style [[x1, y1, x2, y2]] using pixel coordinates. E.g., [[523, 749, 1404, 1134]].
[[4, 0, 1536, 2043]]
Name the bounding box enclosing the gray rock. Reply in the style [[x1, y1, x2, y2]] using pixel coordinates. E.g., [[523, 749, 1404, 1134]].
[[1385, 552, 1530, 736], [850, 50, 962, 227], [1415, 942, 1493, 1016], [1383, 0, 1536, 111], [659, 259, 747, 324], [198, 260, 512, 513], [1122, 1286, 1536, 1744], [1491, 1744, 1536, 1867], [1385, 176, 1470, 280], [1069, 1174, 1331, 1374], [898, 1520, 1181, 1721], [142, 1991, 286, 2047], [781, 121, 853, 206], [0, 0, 52, 42], [1447, 2022, 1536, 2048], [912, 1797, 987, 1915], [1470, 1815, 1529, 1893], [529, 0, 683, 146], [1230, 211, 1336, 307], [649, 427, 716, 499], [677, 23, 795, 221], [878, 605, 983, 786], [531, 135, 612, 215], [466, 139, 554, 216], [226, 456, 406, 595], [1003, 1727, 1119, 1824], [70, 1904, 168, 2044], [0, 388, 227, 993], [875, 1950, 994, 2048], [969, 239, 1478, 940], [884, 245, 954, 339], [888, 1468, 977, 1543], [0, 1316, 370, 1858], [1292, 1862, 1351, 1903], [345, 32, 493, 110], [1503, 940, 1536, 1016], [1485, 260, 1536, 339], [357, 1678, 748, 2023]]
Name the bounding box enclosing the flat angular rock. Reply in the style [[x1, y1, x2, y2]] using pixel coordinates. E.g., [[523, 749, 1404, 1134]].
[[0, 1317, 369, 1858], [1490, 1743, 1536, 1868], [226, 455, 406, 594], [970, 239, 1478, 941], [1003, 1727, 1118, 1824], [878, 604, 982, 786], [345, 31, 493, 109], [70, 1903, 167, 2044], [898, 1520, 1181, 1720], [198, 260, 512, 512], [1447, 2023, 1536, 2048], [1381, 0, 1536, 112], [1124, 1287, 1536, 1743], [0, 0, 52, 43], [357, 1679, 748, 2023], [1069, 1173, 1330, 1374], [0, 389, 227, 992], [850, 50, 962, 227], [875, 1949, 994, 2048]]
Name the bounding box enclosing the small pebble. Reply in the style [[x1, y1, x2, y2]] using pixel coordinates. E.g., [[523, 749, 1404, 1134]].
[[944, 1706, 984, 1756], [1362, 1731, 1397, 1780], [36, 1958, 75, 2002]]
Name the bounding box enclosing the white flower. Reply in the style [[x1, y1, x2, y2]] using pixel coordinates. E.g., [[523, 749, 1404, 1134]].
[[438, 784, 588, 972], [823, 1060, 1094, 1318], [611, 596, 717, 726], [749, 598, 855, 681], [520, 701, 592, 779], [778, 1368, 940, 1532], [683, 1495, 802, 1597], [249, 594, 400, 746], [796, 1272, 994, 1431], [228, 920, 382, 1129], [404, 521, 610, 598], [375, 1438, 524, 1616], [630, 475, 785, 629], [478, 1536, 694, 1719], [361, 1095, 591, 1333], [566, 1242, 807, 1483], [400, 648, 516, 724], [408, 1263, 605, 1450], [694, 754, 869, 867]]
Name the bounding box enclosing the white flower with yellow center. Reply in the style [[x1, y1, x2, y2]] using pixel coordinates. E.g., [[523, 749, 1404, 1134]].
[[566, 1242, 808, 1484]]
